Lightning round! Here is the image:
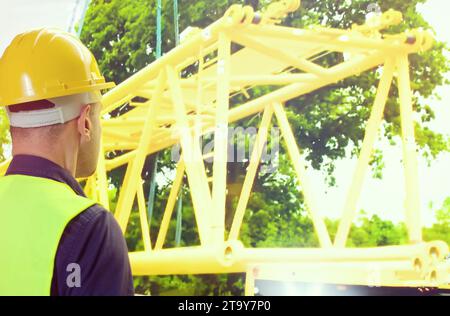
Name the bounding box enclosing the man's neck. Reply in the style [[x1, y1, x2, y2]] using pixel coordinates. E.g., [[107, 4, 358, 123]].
[[12, 147, 77, 177]]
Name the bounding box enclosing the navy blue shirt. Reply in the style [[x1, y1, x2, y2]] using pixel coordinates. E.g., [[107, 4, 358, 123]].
[[5, 155, 134, 296]]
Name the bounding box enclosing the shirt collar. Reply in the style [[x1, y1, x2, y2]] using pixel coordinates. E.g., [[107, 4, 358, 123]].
[[5, 154, 86, 197]]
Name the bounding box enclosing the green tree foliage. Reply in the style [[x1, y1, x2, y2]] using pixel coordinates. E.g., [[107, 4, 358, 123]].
[[0, 108, 10, 162], [424, 197, 450, 244], [81, 0, 450, 295]]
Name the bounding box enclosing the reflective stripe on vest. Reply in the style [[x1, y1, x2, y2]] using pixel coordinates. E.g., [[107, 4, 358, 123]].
[[0, 174, 95, 295]]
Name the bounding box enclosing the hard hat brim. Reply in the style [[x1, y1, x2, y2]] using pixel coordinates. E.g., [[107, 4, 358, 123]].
[[1, 81, 116, 107]]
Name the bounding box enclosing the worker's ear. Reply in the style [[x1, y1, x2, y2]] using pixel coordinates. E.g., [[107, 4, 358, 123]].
[[77, 104, 92, 143]]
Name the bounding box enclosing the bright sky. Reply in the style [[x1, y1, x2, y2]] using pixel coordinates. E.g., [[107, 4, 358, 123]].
[[0, 0, 448, 227], [0, 0, 80, 53]]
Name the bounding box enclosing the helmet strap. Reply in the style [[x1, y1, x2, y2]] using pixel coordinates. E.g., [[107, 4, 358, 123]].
[[6, 91, 102, 128]]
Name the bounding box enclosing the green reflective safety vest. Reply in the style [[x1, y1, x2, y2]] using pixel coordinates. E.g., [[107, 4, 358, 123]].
[[0, 174, 95, 296]]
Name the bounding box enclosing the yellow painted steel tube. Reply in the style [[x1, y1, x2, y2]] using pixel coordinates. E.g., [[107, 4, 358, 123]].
[[243, 24, 431, 54], [83, 176, 93, 200], [426, 240, 450, 261], [176, 74, 319, 88], [211, 31, 231, 246], [102, 129, 140, 142], [239, 244, 431, 263], [103, 140, 139, 149], [229, 106, 274, 240], [397, 55, 422, 243], [274, 103, 332, 248], [155, 160, 185, 250], [245, 266, 256, 296], [96, 139, 110, 209], [105, 150, 137, 171], [334, 58, 395, 247], [131, 241, 244, 275], [0, 158, 11, 175], [101, 93, 134, 114], [167, 65, 213, 244], [137, 182, 152, 252], [102, 118, 146, 127], [129, 243, 434, 276]]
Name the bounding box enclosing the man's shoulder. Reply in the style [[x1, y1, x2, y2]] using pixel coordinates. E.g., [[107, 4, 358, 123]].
[[58, 204, 124, 259], [52, 203, 134, 295], [60, 204, 116, 240]]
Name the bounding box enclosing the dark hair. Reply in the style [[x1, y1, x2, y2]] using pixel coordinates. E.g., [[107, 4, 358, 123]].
[[8, 99, 56, 113]]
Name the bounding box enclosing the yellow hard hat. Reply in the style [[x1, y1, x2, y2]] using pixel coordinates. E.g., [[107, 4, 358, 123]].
[[0, 28, 115, 107]]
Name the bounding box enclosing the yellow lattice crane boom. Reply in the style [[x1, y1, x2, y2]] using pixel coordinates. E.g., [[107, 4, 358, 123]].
[[0, 0, 448, 294]]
